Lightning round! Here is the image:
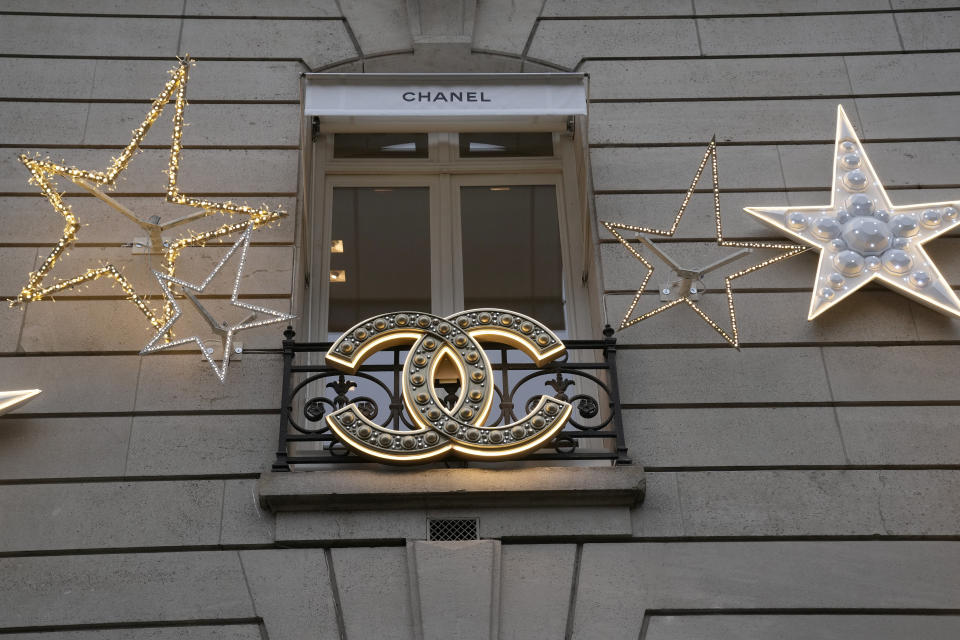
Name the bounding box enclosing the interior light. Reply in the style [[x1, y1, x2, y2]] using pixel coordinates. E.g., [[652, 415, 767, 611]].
[[330, 239, 344, 253], [372, 188, 394, 193], [469, 142, 506, 153], [330, 270, 346, 283], [489, 187, 511, 191], [380, 142, 417, 152]]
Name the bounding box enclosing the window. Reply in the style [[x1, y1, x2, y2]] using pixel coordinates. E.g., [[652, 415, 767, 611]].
[[303, 129, 599, 341]]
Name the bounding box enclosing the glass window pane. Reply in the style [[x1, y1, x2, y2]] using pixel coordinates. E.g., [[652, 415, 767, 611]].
[[460, 185, 565, 329], [333, 133, 428, 158], [458, 132, 553, 158], [329, 187, 431, 331]]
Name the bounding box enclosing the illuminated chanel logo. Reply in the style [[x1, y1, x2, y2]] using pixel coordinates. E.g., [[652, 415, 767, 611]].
[[325, 309, 572, 463]]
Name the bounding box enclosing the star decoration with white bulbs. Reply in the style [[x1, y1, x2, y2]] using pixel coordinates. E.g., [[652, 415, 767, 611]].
[[140, 222, 295, 382], [603, 139, 807, 348], [745, 105, 960, 320]]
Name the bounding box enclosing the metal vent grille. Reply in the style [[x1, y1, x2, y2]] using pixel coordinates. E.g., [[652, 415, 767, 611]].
[[428, 518, 479, 541]]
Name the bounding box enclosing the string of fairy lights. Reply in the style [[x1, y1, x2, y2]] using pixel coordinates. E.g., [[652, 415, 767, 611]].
[[603, 138, 808, 348], [11, 56, 285, 332]]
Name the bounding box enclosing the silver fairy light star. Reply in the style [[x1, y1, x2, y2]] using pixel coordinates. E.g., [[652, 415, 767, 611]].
[[140, 222, 295, 382], [745, 105, 960, 320]]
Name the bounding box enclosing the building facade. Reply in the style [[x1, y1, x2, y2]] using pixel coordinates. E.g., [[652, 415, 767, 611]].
[[1, 1, 958, 638]]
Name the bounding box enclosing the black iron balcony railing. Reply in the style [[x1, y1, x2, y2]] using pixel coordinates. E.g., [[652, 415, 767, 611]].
[[273, 326, 630, 470]]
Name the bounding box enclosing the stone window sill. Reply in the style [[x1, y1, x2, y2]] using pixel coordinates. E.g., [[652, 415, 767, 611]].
[[257, 465, 645, 512]]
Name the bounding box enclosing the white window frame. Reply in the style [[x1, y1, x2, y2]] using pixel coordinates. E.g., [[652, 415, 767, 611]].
[[298, 127, 601, 341]]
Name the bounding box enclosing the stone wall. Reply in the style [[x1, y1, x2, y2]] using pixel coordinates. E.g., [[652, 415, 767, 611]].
[[0, 1, 958, 638]]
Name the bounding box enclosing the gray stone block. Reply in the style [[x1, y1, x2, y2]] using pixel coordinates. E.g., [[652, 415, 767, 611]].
[[179, 19, 357, 69], [408, 540, 501, 640], [0, 627, 263, 640], [695, 0, 889, 13], [0, 248, 38, 296], [590, 99, 859, 144], [134, 353, 282, 411], [677, 470, 887, 536], [339, 0, 412, 57], [0, 311, 22, 353], [0, 196, 296, 244], [823, 346, 960, 402], [876, 470, 960, 536], [697, 14, 900, 56], [779, 141, 960, 189], [846, 53, 960, 95], [856, 96, 960, 140], [277, 508, 425, 542], [895, 11, 960, 50], [528, 19, 699, 69], [0, 480, 223, 552], [127, 414, 275, 476], [220, 478, 276, 545], [0, 102, 89, 146], [0, 16, 180, 57], [0, 551, 251, 628], [543, 0, 681, 15], [473, 0, 542, 55], [332, 546, 415, 640], [583, 57, 851, 99], [79, 103, 301, 146], [645, 614, 960, 640], [591, 145, 784, 191], [239, 549, 341, 640], [0, 148, 299, 194], [839, 406, 960, 465], [0, 417, 131, 480], [499, 544, 577, 640], [3, 0, 182, 13], [630, 471, 684, 537], [625, 407, 845, 468], [92, 60, 303, 100], [259, 465, 645, 511], [0, 355, 140, 414], [573, 541, 960, 638], [0, 58, 97, 99], [617, 347, 830, 404], [186, 0, 340, 15]]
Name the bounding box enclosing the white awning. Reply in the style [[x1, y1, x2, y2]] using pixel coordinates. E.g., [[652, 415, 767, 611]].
[[303, 73, 588, 133]]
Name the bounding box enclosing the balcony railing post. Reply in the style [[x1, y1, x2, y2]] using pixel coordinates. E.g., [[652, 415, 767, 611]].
[[603, 324, 632, 466], [272, 325, 297, 472]]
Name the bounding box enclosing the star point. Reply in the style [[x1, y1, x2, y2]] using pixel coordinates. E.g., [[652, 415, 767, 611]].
[[744, 104, 960, 320]]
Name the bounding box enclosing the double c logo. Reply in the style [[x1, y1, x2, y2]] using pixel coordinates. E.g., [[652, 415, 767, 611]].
[[325, 309, 572, 463]]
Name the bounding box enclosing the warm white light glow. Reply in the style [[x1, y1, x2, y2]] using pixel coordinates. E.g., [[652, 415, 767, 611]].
[[330, 240, 344, 253], [330, 270, 346, 283]]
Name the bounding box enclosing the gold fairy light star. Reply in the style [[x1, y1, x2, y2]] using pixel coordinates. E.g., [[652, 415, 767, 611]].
[[141, 222, 295, 383], [745, 105, 960, 320], [603, 139, 807, 348], [11, 57, 284, 333]]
